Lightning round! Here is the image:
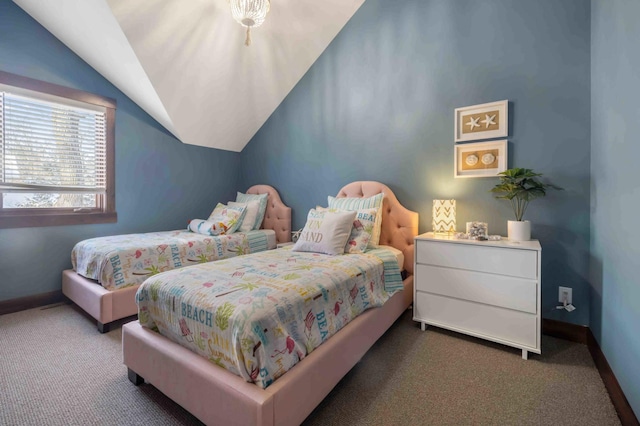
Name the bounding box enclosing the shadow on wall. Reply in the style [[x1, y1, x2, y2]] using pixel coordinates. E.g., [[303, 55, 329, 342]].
[[535, 223, 589, 325], [588, 254, 603, 342]]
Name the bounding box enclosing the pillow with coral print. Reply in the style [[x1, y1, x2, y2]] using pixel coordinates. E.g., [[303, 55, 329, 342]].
[[327, 193, 384, 248], [317, 207, 379, 253], [187, 202, 247, 236], [343, 207, 379, 253]]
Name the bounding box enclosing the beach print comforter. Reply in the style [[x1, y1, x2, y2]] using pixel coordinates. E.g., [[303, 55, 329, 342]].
[[136, 246, 403, 388], [72, 230, 270, 291]]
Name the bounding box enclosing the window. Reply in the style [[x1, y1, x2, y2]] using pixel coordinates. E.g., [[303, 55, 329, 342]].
[[0, 71, 116, 228]]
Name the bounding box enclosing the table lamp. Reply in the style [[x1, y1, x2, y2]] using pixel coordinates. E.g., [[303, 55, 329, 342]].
[[432, 199, 456, 234]]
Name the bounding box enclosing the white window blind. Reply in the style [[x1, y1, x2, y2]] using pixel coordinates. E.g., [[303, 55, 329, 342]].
[[0, 91, 107, 194]]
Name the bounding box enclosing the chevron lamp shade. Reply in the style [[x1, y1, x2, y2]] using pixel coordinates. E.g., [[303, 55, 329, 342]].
[[432, 199, 456, 233]]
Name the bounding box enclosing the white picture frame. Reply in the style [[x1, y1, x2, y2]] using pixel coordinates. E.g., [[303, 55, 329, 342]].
[[455, 100, 508, 142], [454, 140, 508, 178]]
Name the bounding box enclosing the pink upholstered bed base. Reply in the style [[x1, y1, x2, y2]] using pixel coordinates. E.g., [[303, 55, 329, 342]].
[[62, 270, 138, 331], [62, 184, 291, 333], [122, 181, 419, 425]]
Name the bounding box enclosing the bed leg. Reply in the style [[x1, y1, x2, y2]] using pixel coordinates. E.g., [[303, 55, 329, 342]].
[[128, 368, 144, 386], [97, 321, 110, 333]]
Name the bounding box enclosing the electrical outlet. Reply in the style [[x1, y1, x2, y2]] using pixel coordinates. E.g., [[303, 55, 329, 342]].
[[558, 286, 573, 305]]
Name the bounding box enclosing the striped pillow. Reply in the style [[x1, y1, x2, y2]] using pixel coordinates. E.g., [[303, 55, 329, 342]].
[[229, 200, 261, 232], [327, 192, 384, 248], [236, 192, 268, 230]]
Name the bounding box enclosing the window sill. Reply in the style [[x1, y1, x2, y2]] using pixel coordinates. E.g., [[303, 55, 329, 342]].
[[0, 211, 117, 229]]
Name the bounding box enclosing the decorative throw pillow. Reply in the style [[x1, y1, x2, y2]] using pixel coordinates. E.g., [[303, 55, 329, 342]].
[[328, 193, 384, 248], [191, 202, 247, 235], [292, 209, 356, 255], [187, 219, 224, 236], [316, 206, 379, 254], [344, 207, 379, 253], [229, 200, 261, 233], [236, 192, 268, 230]]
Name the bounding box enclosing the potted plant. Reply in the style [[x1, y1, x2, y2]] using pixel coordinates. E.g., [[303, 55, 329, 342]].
[[490, 168, 562, 241]]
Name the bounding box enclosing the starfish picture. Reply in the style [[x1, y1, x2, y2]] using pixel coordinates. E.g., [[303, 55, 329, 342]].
[[466, 116, 480, 130], [481, 114, 496, 128], [456, 101, 507, 143]]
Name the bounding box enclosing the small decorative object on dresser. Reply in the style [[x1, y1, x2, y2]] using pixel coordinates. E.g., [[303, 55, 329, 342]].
[[413, 232, 541, 360], [466, 221, 488, 239], [490, 168, 563, 241]]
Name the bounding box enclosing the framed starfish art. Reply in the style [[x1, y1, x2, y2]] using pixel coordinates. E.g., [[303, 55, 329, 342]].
[[454, 100, 508, 142]]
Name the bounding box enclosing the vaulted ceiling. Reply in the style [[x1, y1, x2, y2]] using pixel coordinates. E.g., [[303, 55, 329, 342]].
[[14, 0, 365, 152]]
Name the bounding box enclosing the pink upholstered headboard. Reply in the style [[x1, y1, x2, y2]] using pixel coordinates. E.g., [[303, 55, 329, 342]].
[[246, 185, 292, 244], [336, 181, 419, 275]]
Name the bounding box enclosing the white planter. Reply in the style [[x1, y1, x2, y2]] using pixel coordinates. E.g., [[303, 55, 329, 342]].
[[508, 220, 531, 241]]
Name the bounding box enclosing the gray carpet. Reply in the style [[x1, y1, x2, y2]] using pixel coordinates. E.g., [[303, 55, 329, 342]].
[[0, 303, 620, 426]]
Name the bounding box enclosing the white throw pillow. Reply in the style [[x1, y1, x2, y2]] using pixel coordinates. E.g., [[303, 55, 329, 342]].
[[229, 200, 260, 233], [328, 193, 384, 248], [292, 209, 356, 255], [316, 206, 379, 254]]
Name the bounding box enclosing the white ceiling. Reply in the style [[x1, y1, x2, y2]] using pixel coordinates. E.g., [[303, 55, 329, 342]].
[[14, 0, 365, 152]]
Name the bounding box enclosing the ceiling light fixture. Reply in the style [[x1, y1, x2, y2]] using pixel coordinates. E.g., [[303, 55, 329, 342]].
[[230, 0, 270, 46]]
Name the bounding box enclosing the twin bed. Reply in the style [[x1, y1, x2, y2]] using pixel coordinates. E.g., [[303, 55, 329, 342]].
[[122, 181, 418, 426], [63, 185, 292, 332]]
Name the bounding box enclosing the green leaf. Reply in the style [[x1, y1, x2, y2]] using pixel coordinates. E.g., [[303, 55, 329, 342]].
[[233, 283, 259, 291], [490, 168, 562, 220], [215, 302, 235, 331], [149, 282, 161, 301], [283, 273, 301, 280], [145, 265, 161, 276]]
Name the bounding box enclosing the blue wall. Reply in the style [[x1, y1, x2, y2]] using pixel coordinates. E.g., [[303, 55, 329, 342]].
[[3, 0, 637, 414], [241, 0, 592, 325], [591, 0, 640, 417], [0, 1, 241, 301]]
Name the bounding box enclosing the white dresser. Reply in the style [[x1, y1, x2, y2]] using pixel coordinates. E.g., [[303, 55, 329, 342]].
[[413, 232, 541, 359]]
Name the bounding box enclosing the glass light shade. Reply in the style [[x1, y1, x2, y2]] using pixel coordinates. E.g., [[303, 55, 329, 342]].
[[230, 0, 270, 28], [432, 199, 456, 233]]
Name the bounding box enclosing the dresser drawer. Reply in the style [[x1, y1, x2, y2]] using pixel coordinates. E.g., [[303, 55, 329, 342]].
[[415, 240, 537, 279], [414, 292, 538, 349], [415, 264, 537, 314]]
